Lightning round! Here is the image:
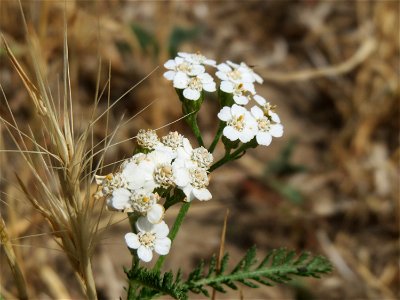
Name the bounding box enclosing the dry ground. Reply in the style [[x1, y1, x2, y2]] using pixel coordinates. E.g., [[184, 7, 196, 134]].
[[0, 1, 399, 299]]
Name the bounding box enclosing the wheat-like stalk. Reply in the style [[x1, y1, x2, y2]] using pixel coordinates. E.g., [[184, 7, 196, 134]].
[[0, 21, 121, 299]]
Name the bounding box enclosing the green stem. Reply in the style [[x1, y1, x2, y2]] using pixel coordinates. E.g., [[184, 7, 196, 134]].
[[153, 201, 191, 271], [188, 115, 204, 147], [208, 121, 225, 153], [127, 213, 140, 298], [209, 143, 251, 172]]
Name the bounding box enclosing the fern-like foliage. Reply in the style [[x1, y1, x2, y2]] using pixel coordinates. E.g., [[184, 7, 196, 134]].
[[126, 247, 332, 300]]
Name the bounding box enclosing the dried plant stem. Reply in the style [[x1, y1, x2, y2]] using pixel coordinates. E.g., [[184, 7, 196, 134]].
[[0, 217, 28, 300]]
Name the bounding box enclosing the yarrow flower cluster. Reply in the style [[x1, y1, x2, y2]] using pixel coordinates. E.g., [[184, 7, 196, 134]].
[[163, 52, 217, 100], [96, 130, 213, 262], [164, 53, 283, 147], [96, 53, 284, 264]]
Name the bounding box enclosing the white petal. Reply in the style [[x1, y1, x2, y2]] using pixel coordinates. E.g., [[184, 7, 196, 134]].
[[163, 70, 176, 81], [175, 57, 184, 64], [215, 71, 229, 81], [190, 64, 205, 76], [203, 82, 216, 92], [182, 138, 193, 154], [205, 59, 216, 66], [233, 95, 249, 105], [239, 129, 255, 143], [177, 52, 189, 58], [243, 82, 256, 94], [173, 167, 191, 187], [227, 60, 239, 69], [173, 72, 189, 89], [256, 132, 272, 146], [270, 112, 280, 123], [223, 126, 239, 141], [153, 221, 169, 238], [217, 63, 231, 72], [137, 246, 153, 262], [217, 106, 232, 121], [251, 106, 264, 119], [154, 238, 171, 255], [231, 104, 246, 116], [270, 124, 283, 137], [110, 188, 131, 210], [220, 81, 234, 93], [182, 185, 193, 200], [147, 204, 165, 224], [198, 72, 213, 83], [136, 216, 153, 233], [164, 59, 176, 69], [142, 180, 158, 193], [125, 233, 140, 249], [183, 88, 200, 100], [193, 188, 212, 201], [253, 95, 266, 105], [253, 72, 264, 84]]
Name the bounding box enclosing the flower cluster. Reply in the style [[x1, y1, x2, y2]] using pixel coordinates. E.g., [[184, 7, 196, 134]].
[[164, 54, 283, 147], [163, 52, 217, 100], [95, 130, 213, 262]]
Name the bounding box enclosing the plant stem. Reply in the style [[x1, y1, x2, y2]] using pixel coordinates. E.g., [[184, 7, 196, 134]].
[[209, 143, 251, 172], [188, 115, 204, 147], [126, 213, 140, 298], [83, 260, 97, 300], [208, 121, 225, 153], [153, 201, 191, 271]]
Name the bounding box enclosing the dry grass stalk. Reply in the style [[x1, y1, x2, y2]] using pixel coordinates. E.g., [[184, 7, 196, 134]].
[[0, 17, 125, 297], [0, 217, 28, 300]]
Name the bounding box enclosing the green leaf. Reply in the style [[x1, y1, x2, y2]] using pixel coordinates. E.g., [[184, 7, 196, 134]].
[[126, 247, 332, 300]]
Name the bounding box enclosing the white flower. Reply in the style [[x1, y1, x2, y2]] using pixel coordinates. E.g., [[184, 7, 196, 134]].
[[122, 149, 175, 192], [253, 95, 281, 123], [173, 165, 212, 201], [216, 62, 254, 84], [227, 61, 263, 84], [161, 131, 184, 150], [125, 217, 171, 262], [130, 190, 165, 224], [107, 187, 132, 211], [250, 106, 283, 146], [107, 188, 164, 223], [178, 52, 216, 67], [217, 104, 258, 143], [163, 57, 205, 81], [175, 138, 213, 170], [136, 129, 161, 150], [220, 81, 256, 105], [173, 72, 216, 100], [95, 172, 127, 199]]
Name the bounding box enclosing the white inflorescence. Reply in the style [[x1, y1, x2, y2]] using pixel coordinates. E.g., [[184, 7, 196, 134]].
[[136, 129, 161, 150], [96, 129, 214, 261]]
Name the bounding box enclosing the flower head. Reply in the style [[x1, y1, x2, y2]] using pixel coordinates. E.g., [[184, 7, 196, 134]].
[[173, 165, 212, 201], [95, 172, 127, 199], [218, 104, 258, 143], [175, 138, 213, 170], [173, 72, 216, 100], [125, 217, 171, 262], [227, 61, 263, 84], [216, 62, 254, 84], [220, 81, 256, 105], [250, 106, 283, 146], [161, 131, 184, 150], [163, 57, 205, 81], [253, 95, 281, 123], [136, 129, 160, 150], [178, 52, 216, 67]]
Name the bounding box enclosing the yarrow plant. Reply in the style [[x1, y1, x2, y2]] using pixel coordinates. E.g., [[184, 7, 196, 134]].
[[95, 52, 332, 299]]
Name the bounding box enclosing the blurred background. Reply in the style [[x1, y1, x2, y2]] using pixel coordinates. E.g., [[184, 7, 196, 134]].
[[0, 1, 399, 299]]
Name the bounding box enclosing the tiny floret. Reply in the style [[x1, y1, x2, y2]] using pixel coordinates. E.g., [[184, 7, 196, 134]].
[[163, 57, 205, 81], [173, 72, 216, 101], [250, 106, 283, 146], [178, 52, 216, 67], [125, 217, 171, 262], [161, 131, 184, 150], [136, 129, 160, 150]]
